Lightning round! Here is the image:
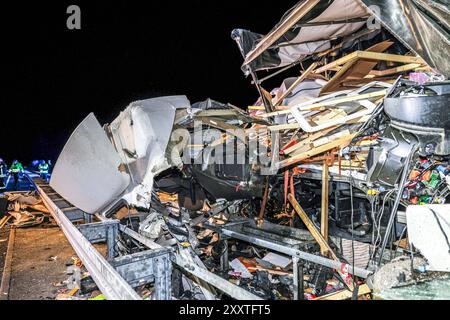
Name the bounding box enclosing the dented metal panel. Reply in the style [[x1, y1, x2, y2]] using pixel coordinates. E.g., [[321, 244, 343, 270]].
[[109, 96, 189, 183], [50, 113, 130, 214], [108, 96, 190, 208]]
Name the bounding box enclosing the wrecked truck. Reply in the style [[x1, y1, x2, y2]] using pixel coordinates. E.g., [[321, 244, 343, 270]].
[[50, 96, 269, 216], [48, 0, 450, 300]]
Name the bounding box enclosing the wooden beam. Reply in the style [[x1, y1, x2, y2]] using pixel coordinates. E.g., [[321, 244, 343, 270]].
[[274, 62, 318, 106], [319, 58, 359, 94], [261, 89, 387, 117], [197, 110, 239, 117], [288, 194, 336, 260], [297, 89, 387, 111], [276, 133, 356, 168], [314, 284, 371, 300], [321, 161, 329, 256], [369, 63, 422, 77], [283, 127, 338, 155], [313, 51, 426, 74], [268, 123, 301, 132], [288, 194, 354, 290], [314, 51, 359, 74], [0, 227, 15, 300], [357, 51, 426, 65]]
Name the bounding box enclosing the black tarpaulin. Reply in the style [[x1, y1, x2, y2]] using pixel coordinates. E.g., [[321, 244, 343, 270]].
[[232, 0, 370, 73], [233, 0, 450, 77]]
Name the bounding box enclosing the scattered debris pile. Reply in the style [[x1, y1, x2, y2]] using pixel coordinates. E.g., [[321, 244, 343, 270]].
[[45, 0, 449, 300], [0, 192, 50, 229]]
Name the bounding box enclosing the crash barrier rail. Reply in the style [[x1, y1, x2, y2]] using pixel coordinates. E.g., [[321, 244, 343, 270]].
[[27, 174, 261, 300], [27, 175, 173, 300], [26, 174, 372, 300]]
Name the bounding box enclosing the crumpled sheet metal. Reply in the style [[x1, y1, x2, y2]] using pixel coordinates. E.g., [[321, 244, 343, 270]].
[[51, 96, 191, 214], [109, 96, 190, 184], [109, 96, 190, 209], [50, 113, 131, 214], [362, 0, 450, 77]]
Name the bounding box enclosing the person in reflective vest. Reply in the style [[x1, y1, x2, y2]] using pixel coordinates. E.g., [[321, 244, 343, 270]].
[[9, 160, 24, 189], [39, 160, 50, 180], [0, 158, 7, 190]]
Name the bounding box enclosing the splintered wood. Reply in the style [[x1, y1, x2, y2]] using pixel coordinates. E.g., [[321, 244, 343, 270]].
[[245, 42, 427, 180]]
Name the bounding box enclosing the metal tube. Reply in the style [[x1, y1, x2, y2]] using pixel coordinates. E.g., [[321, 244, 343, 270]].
[[117, 218, 260, 300], [292, 257, 304, 300], [377, 146, 416, 266], [221, 228, 372, 279], [220, 239, 229, 272]]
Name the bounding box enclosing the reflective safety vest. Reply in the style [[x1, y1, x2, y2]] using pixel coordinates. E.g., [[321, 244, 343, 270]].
[[10, 163, 24, 173], [39, 163, 49, 173]]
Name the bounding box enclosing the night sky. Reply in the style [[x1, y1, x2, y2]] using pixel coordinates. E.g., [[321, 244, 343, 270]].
[[1, 1, 299, 165]]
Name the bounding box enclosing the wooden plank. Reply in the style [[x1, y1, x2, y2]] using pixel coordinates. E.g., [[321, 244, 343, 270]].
[[290, 144, 313, 158], [247, 267, 292, 276], [268, 123, 301, 132], [284, 127, 338, 155], [0, 227, 15, 300], [197, 110, 239, 117], [248, 106, 290, 111], [276, 134, 356, 168], [313, 109, 347, 126], [369, 63, 422, 77], [357, 51, 426, 65], [334, 160, 365, 168], [321, 161, 329, 256], [313, 130, 351, 148], [199, 117, 242, 132], [314, 284, 371, 300], [0, 216, 12, 230], [314, 51, 425, 74], [288, 195, 354, 290], [321, 40, 394, 94], [288, 194, 336, 260], [319, 58, 359, 94], [258, 179, 270, 222], [274, 62, 317, 106], [270, 115, 366, 133], [314, 51, 359, 74], [261, 89, 387, 117], [341, 77, 397, 87], [297, 89, 387, 111]]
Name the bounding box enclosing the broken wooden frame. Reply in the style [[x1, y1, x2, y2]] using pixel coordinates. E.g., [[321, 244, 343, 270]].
[[313, 51, 426, 74], [276, 133, 356, 170], [274, 62, 318, 107], [291, 99, 376, 133]]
